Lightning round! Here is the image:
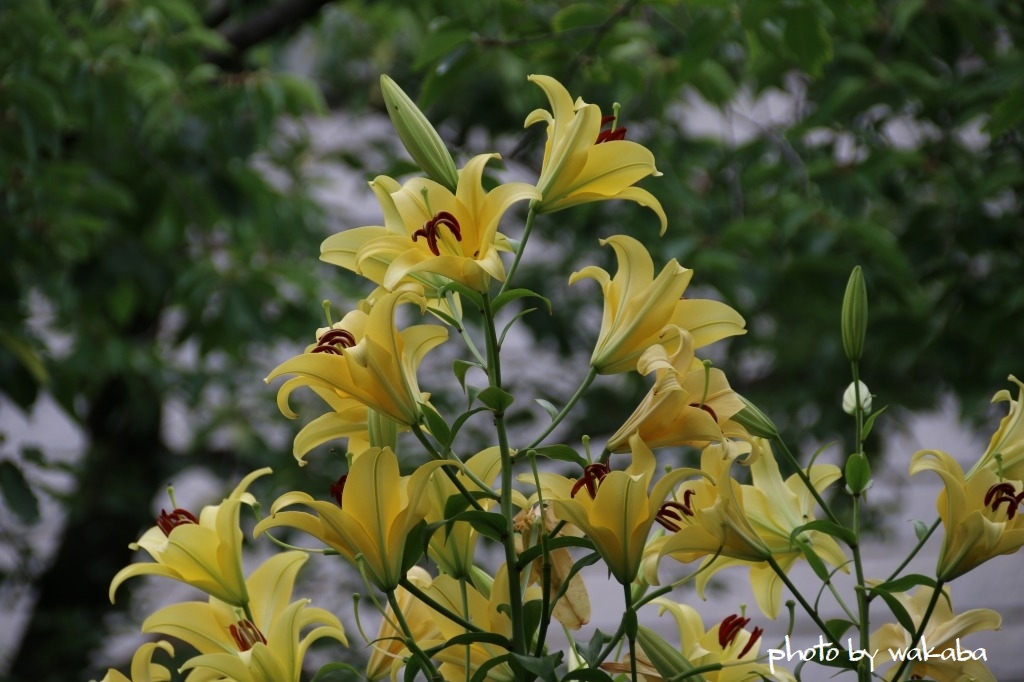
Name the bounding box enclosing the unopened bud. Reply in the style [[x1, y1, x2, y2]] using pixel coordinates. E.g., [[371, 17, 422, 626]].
[[841, 266, 868, 362], [380, 75, 459, 192], [732, 394, 780, 439], [842, 380, 872, 415], [845, 452, 872, 495]]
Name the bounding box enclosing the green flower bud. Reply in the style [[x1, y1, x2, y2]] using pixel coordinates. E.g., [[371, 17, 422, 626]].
[[732, 394, 780, 439], [380, 75, 459, 192], [845, 452, 872, 495], [636, 625, 710, 682], [841, 265, 868, 362]]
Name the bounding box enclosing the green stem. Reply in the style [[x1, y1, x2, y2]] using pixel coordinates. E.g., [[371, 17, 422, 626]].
[[883, 518, 941, 584], [890, 580, 944, 682], [765, 554, 847, 653], [398, 577, 485, 634], [851, 495, 871, 682], [525, 366, 598, 450], [499, 204, 538, 295], [772, 436, 841, 525], [411, 423, 489, 512], [387, 589, 443, 681], [623, 582, 638, 682], [481, 292, 527, 659], [529, 453, 554, 658]]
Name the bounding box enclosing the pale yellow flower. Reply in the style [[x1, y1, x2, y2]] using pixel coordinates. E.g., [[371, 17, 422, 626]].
[[267, 291, 447, 428], [967, 375, 1024, 480], [570, 235, 745, 375], [871, 585, 1000, 682], [94, 641, 174, 682], [321, 154, 539, 293], [109, 468, 271, 607], [365, 566, 440, 681], [143, 551, 347, 682], [525, 75, 666, 230], [254, 447, 450, 591]]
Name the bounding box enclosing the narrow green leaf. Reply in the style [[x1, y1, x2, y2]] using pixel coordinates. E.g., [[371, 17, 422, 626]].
[[511, 652, 561, 682], [870, 573, 937, 595], [913, 519, 930, 542], [530, 445, 587, 468], [860, 405, 888, 440], [420, 404, 451, 446], [454, 359, 481, 391], [516, 536, 595, 568], [491, 288, 552, 314], [534, 398, 559, 421], [789, 519, 857, 548], [825, 618, 856, 641], [872, 587, 917, 636]]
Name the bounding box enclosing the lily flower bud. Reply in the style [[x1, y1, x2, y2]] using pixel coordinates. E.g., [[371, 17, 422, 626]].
[[380, 75, 459, 192], [732, 394, 780, 439], [843, 380, 872, 415], [841, 265, 868, 362]]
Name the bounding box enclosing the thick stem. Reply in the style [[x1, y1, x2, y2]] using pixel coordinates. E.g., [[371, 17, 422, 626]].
[[851, 495, 871, 682], [481, 293, 527, 659]]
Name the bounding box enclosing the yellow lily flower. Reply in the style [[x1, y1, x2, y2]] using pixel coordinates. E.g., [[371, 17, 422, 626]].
[[366, 566, 440, 681], [683, 440, 847, 618], [254, 447, 450, 591], [425, 447, 502, 578], [645, 444, 772, 585], [267, 291, 447, 428], [525, 74, 666, 231], [421, 565, 537, 681], [109, 467, 271, 607], [570, 235, 746, 375], [320, 154, 539, 294], [538, 434, 699, 584], [871, 585, 1000, 682], [967, 374, 1024, 480], [607, 329, 750, 454], [605, 599, 794, 682], [94, 641, 174, 682], [910, 448, 1024, 580], [143, 551, 347, 682]]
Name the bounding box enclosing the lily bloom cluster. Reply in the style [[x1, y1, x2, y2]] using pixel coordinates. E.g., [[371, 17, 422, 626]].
[[100, 74, 1015, 682]]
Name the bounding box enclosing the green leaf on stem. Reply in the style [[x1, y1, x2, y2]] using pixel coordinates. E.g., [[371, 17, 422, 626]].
[[446, 510, 507, 542], [400, 520, 428, 574], [420, 404, 451, 447], [789, 519, 857, 548], [427, 631, 514, 654], [581, 629, 612, 668], [530, 445, 587, 468], [914, 519, 930, 541], [871, 586, 918, 636], [795, 539, 832, 582], [516, 536, 595, 568], [860, 405, 888, 441], [491, 287, 552, 315], [499, 307, 537, 347], [636, 625, 707, 682], [470, 654, 512, 682], [825, 618, 856, 641], [560, 669, 614, 682], [477, 386, 514, 414], [535, 398, 560, 421], [454, 359, 482, 391], [511, 652, 561, 682], [870, 573, 939, 596], [448, 406, 490, 449], [310, 662, 364, 681]]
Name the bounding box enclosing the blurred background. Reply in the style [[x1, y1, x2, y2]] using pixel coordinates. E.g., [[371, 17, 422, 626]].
[[2, 0, 1022, 679]]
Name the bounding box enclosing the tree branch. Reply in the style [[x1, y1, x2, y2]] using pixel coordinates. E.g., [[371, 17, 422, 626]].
[[209, 0, 335, 69]]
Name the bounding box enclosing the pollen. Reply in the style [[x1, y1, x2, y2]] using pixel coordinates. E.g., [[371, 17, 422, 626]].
[[229, 619, 267, 651], [312, 328, 356, 355], [413, 210, 463, 256], [156, 508, 199, 536]]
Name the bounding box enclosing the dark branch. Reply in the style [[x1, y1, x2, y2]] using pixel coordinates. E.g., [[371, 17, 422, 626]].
[[204, 0, 234, 28], [209, 0, 335, 69]]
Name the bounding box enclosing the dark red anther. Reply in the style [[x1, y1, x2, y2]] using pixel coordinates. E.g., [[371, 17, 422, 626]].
[[229, 619, 267, 651], [738, 626, 763, 659], [596, 115, 627, 144], [312, 328, 356, 355], [156, 508, 199, 536], [718, 614, 750, 649], [655, 501, 688, 532], [689, 402, 719, 423], [985, 482, 1023, 519], [570, 463, 612, 499], [413, 211, 462, 256], [330, 474, 348, 507]]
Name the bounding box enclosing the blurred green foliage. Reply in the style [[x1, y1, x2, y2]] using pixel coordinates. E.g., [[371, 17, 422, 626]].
[[2, 0, 1022, 679]]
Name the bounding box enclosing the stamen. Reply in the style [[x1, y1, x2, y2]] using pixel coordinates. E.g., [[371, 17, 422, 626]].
[[156, 508, 199, 536], [985, 482, 1017, 507], [738, 626, 763, 658], [655, 501, 690, 532], [330, 474, 348, 507], [229, 619, 267, 651], [689, 402, 719, 423], [595, 114, 627, 144], [570, 463, 611, 499], [718, 614, 750, 649], [680, 488, 697, 516], [986, 482, 1022, 519], [312, 328, 356, 355], [413, 211, 463, 256]]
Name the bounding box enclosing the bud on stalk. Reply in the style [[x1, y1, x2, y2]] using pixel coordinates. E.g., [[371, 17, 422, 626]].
[[380, 75, 459, 192], [841, 266, 868, 362]]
